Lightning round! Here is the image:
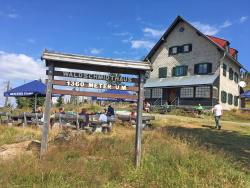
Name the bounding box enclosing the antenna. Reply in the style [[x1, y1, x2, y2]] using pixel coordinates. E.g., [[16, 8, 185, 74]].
[[238, 81, 246, 88]]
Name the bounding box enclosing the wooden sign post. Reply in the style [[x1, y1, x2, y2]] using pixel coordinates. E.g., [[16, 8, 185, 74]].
[[135, 72, 145, 167], [40, 65, 54, 157], [40, 50, 151, 167]]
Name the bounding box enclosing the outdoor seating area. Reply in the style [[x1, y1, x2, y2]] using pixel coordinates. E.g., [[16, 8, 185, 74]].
[[0, 106, 156, 134]]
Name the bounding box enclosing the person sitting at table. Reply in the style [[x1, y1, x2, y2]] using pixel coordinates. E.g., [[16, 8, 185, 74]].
[[99, 109, 111, 132], [107, 105, 115, 116], [59, 107, 65, 114], [36, 106, 43, 113], [79, 108, 89, 129]]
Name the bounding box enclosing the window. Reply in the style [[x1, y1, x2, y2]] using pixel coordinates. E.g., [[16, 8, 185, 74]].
[[152, 88, 162, 98], [223, 64, 227, 77], [169, 46, 178, 55], [234, 72, 239, 83], [169, 44, 192, 55], [144, 89, 151, 99], [221, 91, 227, 103], [194, 63, 212, 74], [228, 93, 233, 105], [180, 87, 194, 98], [181, 44, 192, 53], [213, 87, 218, 99], [158, 67, 167, 78], [229, 68, 234, 80], [234, 96, 239, 106], [172, 66, 188, 77], [179, 27, 185, 32], [195, 86, 210, 98]]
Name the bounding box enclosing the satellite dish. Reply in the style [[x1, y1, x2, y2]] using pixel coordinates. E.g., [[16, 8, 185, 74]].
[[239, 81, 246, 88]]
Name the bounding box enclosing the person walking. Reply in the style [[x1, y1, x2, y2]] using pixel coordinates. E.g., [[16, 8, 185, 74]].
[[212, 101, 223, 130]]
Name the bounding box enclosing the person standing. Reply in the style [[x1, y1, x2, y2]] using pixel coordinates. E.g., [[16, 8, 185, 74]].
[[144, 102, 151, 113], [107, 105, 115, 116], [212, 101, 223, 130]]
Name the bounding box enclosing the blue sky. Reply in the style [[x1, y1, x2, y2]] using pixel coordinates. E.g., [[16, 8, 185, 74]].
[[0, 0, 250, 105]]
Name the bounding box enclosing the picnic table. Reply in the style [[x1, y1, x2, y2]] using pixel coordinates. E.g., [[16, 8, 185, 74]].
[[117, 114, 155, 128], [50, 113, 116, 132]]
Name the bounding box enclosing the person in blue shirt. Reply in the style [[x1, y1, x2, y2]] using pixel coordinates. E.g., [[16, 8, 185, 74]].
[[107, 105, 115, 116]]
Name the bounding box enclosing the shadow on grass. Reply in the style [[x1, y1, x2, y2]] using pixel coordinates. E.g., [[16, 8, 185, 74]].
[[164, 125, 250, 171]]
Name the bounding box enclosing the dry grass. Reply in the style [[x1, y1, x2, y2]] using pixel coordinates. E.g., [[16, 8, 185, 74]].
[[0, 121, 249, 187]]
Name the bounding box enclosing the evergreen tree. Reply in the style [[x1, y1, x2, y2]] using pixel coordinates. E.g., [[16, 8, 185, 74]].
[[56, 95, 64, 107]]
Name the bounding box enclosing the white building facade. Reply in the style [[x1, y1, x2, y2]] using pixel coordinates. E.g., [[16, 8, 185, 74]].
[[144, 16, 244, 110]]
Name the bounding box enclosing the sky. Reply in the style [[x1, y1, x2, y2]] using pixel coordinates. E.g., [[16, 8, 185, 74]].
[[0, 0, 250, 106]]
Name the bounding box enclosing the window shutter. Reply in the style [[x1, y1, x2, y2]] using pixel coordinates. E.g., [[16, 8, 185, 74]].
[[223, 64, 227, 76], [159, 67, 167, 78], [194, 64, 198, 74], [184, 66, 188, 76], [228, 93, 233, 105], [188, 44, 192, 52], [221, 91, 227, 103], [172, 67, 176, 77], [229, 68, 234, 80], [178, 46, 183, 53], [168, 47, 172, 55], [234, 96, 238, 106], [207, 63, 212, 73]]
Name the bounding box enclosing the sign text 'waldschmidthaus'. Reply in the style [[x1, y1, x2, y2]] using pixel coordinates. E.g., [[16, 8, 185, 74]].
[[59, 71, 133, 82]]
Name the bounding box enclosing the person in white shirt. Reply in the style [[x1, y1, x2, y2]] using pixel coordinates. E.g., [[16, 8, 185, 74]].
[[212, 101, 223, 130], [99, 109, 108, 123]]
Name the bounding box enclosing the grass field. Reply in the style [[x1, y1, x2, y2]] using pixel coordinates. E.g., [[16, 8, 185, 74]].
[[0, 114, 249, 187]]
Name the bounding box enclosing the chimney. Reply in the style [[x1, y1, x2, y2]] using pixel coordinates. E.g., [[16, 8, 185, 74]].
[[234, 50, 238, 60], [225, 41, 230, 53]]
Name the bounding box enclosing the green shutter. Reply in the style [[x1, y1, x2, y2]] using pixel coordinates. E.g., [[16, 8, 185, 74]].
[[228, 93, 233, 105], [234, 96, 238, 106], [234, 73, 238, 83], [188, 44, 192, 52], [178, 46, 183, 53], [194, 64, 198, 74], [172, 67, 176, 77], [159, 67, 167, 78], [207, 63, 212, 73], [223, 64, 227, 76], [221, 91, 227, 103], [229, 68, 234, 80], [168, 47, 172, 55], [184, 66, 188, 76]]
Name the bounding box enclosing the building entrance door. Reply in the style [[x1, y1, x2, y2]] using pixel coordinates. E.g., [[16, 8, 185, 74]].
[[167, 88, 177, 104]]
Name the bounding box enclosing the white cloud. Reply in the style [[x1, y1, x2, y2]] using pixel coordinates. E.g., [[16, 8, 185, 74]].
[[0, 51, 46, 107], [130, 40, 154, 50], [27, 38, 36, 44], [107, 21, 120, 28], [191, 21, 219, 35], [239, 16, 248, 23], [114, 32, 131, 37], [8, 13, 19, 19], [143, 27, 164, 38], [90, 48, 103, 55], [221, 20, 232, 28], [0, 51, 46, 81]]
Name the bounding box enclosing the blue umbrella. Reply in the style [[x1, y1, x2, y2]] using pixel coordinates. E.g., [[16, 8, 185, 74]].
[[4, 80, 46, 97], [4, 80, 46, 110], [240, 90, 250, 98]]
